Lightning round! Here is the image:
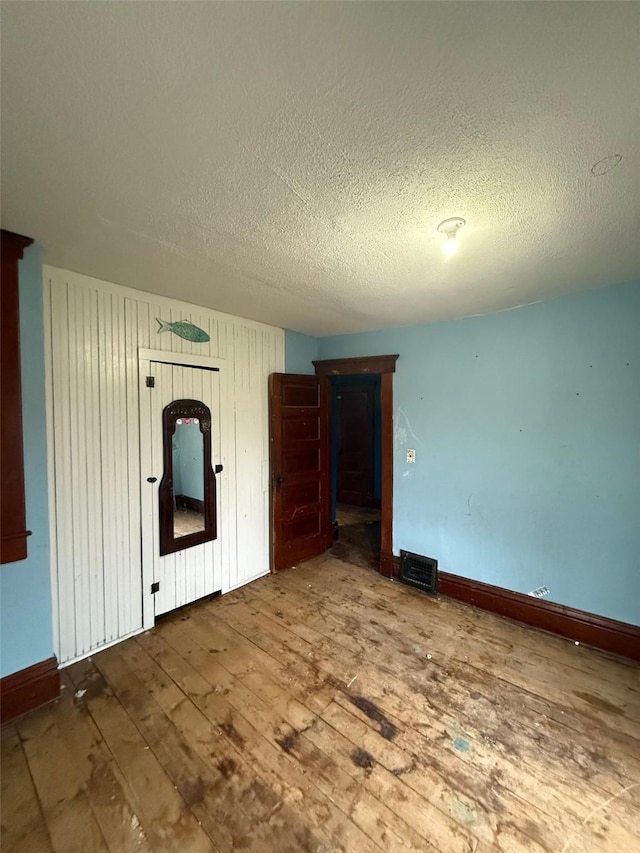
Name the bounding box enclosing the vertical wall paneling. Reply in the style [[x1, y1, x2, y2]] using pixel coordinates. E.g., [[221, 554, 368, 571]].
[[43, 279, 59, 663], [50, 282, 73, 662], [45, 267, 284, 664], [125, 298, 142, 637], [99, 291, 117, 642], [138, 354, 155, 632], [85, 286, 104, 649], [218, 347, 237, 596]]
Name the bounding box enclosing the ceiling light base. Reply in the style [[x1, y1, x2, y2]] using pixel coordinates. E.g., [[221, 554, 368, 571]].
[[437, 217, 466, 237]]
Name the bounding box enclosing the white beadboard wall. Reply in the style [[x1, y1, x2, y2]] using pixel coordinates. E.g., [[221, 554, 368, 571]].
[[44, 265, 283, 665]]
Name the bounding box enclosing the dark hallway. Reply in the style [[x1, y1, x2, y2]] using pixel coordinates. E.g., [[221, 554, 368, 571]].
[[329, 504, 381, 571]]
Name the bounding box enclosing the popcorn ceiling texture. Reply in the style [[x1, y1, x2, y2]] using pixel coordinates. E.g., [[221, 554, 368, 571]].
[[1, 2, 638, 335]]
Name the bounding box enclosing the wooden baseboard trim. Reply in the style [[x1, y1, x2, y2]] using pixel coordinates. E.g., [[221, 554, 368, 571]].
[[381, 552, 639, 661], [1, 656, 60, 723]]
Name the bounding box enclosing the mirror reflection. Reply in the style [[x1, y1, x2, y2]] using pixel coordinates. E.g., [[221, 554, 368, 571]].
[[172, 417, 205, 537]]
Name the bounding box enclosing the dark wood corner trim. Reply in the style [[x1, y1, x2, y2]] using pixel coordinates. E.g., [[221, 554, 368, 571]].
[[380, 551, 399, 579], [313, 354, 399, 376], [0, 656, 60, 723], [1, 230, 34, 255], [382, 553, 639, 661], [1, 229, 34, 564], [379, 374, 393, 557]]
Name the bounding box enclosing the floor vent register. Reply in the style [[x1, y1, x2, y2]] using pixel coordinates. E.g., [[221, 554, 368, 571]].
[[399, 549, 438, 595]]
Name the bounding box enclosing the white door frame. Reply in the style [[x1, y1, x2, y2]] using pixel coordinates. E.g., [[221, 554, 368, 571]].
[[138, 348, 232, 630]]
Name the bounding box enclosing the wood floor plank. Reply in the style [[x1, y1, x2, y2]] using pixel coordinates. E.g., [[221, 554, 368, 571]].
[[51, 672, 152, 852], [16, 704, 110, 853], [221, 580, 632, 844], [3, 552, 638, 853], [153, 623, 464, 852], [266, 556, 640, 692], [93, 646, 321, 853], [174, 602, 501, 847], [168, 604, 336, 714], [124, 636, 339, 850], [128, 635, 433, 853], [240, 565, 640, 787], [316, 700, 498, 846], [149, 625, 411, 853], [266, 558, 640, 711], [316, 563, 640, 775], [136, 628, 386, 853], [254, 580, 640, 795], [65, 659, 215, 853], [1, 725, 53, 853], [211, 580, 640, 851]]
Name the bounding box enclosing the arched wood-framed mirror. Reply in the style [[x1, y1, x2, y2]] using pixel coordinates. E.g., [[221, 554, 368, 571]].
[[159, 398, 217, 555]]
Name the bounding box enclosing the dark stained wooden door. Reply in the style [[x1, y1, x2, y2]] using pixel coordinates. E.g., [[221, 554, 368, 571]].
[[336, 382, 375, 507], [270, 374, 331, 572]]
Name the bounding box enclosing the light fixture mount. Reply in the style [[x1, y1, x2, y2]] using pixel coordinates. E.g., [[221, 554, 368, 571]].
[[437, 217, 466, 237], [437, 217, 466, 257]]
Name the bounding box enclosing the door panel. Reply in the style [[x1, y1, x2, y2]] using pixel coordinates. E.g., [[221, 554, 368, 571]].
[[282, 382, 320, 407], [282, 446, 320, 474], [270, 374, 330, 572], [145, 362, 222, 615], [284, 514, 321, 540], [283, 417, 320, 442], [337, 382, 375, 507], [281, 481, 320, 511]]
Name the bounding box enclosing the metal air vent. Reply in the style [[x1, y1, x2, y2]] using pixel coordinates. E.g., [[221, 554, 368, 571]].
[[399, 550, 438, 594]]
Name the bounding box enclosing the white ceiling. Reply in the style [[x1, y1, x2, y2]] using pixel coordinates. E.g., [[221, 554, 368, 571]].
[[2, 2, 639, 336]]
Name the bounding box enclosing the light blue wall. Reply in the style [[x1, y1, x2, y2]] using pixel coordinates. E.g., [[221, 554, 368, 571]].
[[285, 329, 318, 374], [0, 244, 54, 677], [318, 281, 640, 626]]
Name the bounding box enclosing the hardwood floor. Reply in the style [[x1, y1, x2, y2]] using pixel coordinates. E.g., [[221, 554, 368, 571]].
[[2, 554, 639, 852]]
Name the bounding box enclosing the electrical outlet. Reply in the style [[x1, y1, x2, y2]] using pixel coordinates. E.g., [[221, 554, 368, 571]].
[[528, 586, 550, 598], [407, 449, 416, 463]]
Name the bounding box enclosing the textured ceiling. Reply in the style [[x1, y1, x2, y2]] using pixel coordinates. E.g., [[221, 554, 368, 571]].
[[2, 2, 639, 336]]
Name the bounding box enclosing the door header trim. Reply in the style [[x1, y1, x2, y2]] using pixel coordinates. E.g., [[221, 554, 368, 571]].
[[139, 348, 225, 370], [313, 354, 398, 376]]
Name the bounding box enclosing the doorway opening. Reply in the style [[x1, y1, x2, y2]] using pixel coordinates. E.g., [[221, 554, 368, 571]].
[[328, 375, 382, 571], [313, 354, 398, 579], [269, 354, 397, 578]]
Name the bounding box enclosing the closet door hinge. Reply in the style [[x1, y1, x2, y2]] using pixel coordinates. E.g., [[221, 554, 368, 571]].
[[151, 582, 160, 594], [146, 376, 155, 388]]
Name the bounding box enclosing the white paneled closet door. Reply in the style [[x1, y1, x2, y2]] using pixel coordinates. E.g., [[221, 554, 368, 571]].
[[142, 362, 223, 616]]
